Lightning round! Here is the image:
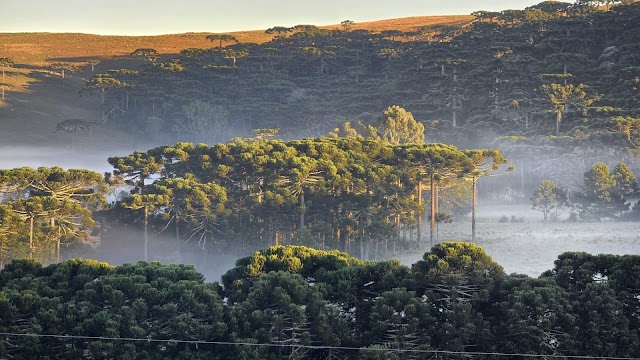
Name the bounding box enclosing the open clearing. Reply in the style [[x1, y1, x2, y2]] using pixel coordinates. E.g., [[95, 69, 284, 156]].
[[398, 204, 640, 277]]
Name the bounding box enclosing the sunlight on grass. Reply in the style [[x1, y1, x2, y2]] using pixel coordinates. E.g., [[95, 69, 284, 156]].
[[0, 15, 472, 66]]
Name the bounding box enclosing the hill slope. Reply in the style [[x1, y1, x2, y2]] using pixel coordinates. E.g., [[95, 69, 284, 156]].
[[0, 15, 471, 152], [0, 15, 472, 65]]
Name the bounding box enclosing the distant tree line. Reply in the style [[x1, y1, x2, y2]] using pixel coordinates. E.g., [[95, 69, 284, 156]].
[[74, 1, 640, 202]]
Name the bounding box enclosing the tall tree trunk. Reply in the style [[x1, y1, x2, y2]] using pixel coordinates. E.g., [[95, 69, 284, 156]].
[[472, 176, 477, 242], [0, 233, 4, 269], [175, 209, 181, 253], [57, 227, 61, 263], [299, 190, 305, 228], [452, 110, 457, 128], [29, 216, 34, 260], [520, 160, 525, 193], [144, 205, 149, 262], [556, 111, 562, 135], [417, 180, 422, 245], [339, 223, 347, 252], [430, 173, 435, 244]]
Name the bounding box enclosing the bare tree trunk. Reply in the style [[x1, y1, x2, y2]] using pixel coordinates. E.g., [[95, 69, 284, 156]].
[[430, 173, 435, 245], [144, 205, 149, 262], [29, 217, 34, 260], [417, 181, 422, 244], [472, 177, 477, 242], [299, 191, 305, 228], [0, 233, 4, 269], [57, 227, 61, 263]]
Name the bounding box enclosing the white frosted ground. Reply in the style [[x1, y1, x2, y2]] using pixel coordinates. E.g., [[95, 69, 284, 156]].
[[396, 204, 640, 277]]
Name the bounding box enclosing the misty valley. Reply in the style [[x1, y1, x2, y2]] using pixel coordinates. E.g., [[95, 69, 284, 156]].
[[1, 1, 640, 359]]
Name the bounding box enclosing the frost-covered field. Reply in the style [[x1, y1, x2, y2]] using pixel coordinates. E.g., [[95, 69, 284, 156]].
[[397, 204, 640, 277]]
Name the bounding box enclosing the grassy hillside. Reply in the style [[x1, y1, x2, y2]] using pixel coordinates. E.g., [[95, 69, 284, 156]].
[[0, 15, 472, 65], [0, 15, 471, 148]]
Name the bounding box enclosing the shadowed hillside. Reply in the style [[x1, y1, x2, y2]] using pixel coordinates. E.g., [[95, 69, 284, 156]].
[[0, 14, 472, 149]]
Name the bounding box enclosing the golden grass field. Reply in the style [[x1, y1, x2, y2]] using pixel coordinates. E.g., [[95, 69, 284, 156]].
[[0, 15, 473, 66]]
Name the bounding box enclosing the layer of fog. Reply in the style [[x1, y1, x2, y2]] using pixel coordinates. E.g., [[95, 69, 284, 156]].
[[0, 146, 126, 174], [396, 203, 640, 277], [2, 133, 640, 280]]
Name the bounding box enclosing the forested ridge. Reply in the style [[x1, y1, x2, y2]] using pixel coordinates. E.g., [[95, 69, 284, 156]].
[[79, 1, 640, 146], [2, 3, 640, 358], [1, 243, 638, 359], [55, 0, 640, 199]]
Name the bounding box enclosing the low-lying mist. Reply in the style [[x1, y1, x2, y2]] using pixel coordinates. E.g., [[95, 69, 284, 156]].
[[2, 138, 640, 281], [0, 146, 125, 173], [396, 203, 640, 277]]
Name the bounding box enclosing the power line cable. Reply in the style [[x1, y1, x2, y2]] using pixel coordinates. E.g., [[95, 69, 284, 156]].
[[0, 332, 639, 359]]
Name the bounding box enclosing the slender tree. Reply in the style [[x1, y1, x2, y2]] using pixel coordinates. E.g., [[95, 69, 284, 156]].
[[0, 57, 14, 101], [541, 83, 598, 134], [56, 119, 92, 152]]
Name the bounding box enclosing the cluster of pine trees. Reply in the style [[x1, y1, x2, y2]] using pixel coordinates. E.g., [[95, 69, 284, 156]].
[[105, 135, 505, 263], [1, 243, 638, 359], [532, 160, 640, 220], [0, 168, 105, 267]]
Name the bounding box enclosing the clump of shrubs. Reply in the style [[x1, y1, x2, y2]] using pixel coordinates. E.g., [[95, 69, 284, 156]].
[[498, 215, 525, 223]]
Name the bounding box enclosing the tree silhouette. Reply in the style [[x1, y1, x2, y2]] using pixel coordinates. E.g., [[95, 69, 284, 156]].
[[206, 34, 238, 51], [0, 57, 14, 101], [50, 62, 80, 79], [56, 119, 92, 152], [130, 48, 159, 62]]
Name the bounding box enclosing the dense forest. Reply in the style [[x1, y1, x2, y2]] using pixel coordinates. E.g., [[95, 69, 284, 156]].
[[2, 2, 640, 358], [1, 136, 507, 266], [77, 1, 640, 145], [1, 134, 639, 270], [48, 0, 635, 197], [1, 243, 639, 359]]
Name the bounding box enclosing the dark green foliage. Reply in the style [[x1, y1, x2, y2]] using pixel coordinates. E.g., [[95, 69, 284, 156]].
[[104, 137, 499, 260], [0, 260, 225, 359], [85, 3, 640, 145], [0, 167, 105, 265], [489, 276, 577, 355], [3, 244, 639, 359], [574, 162, 630, 220]]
